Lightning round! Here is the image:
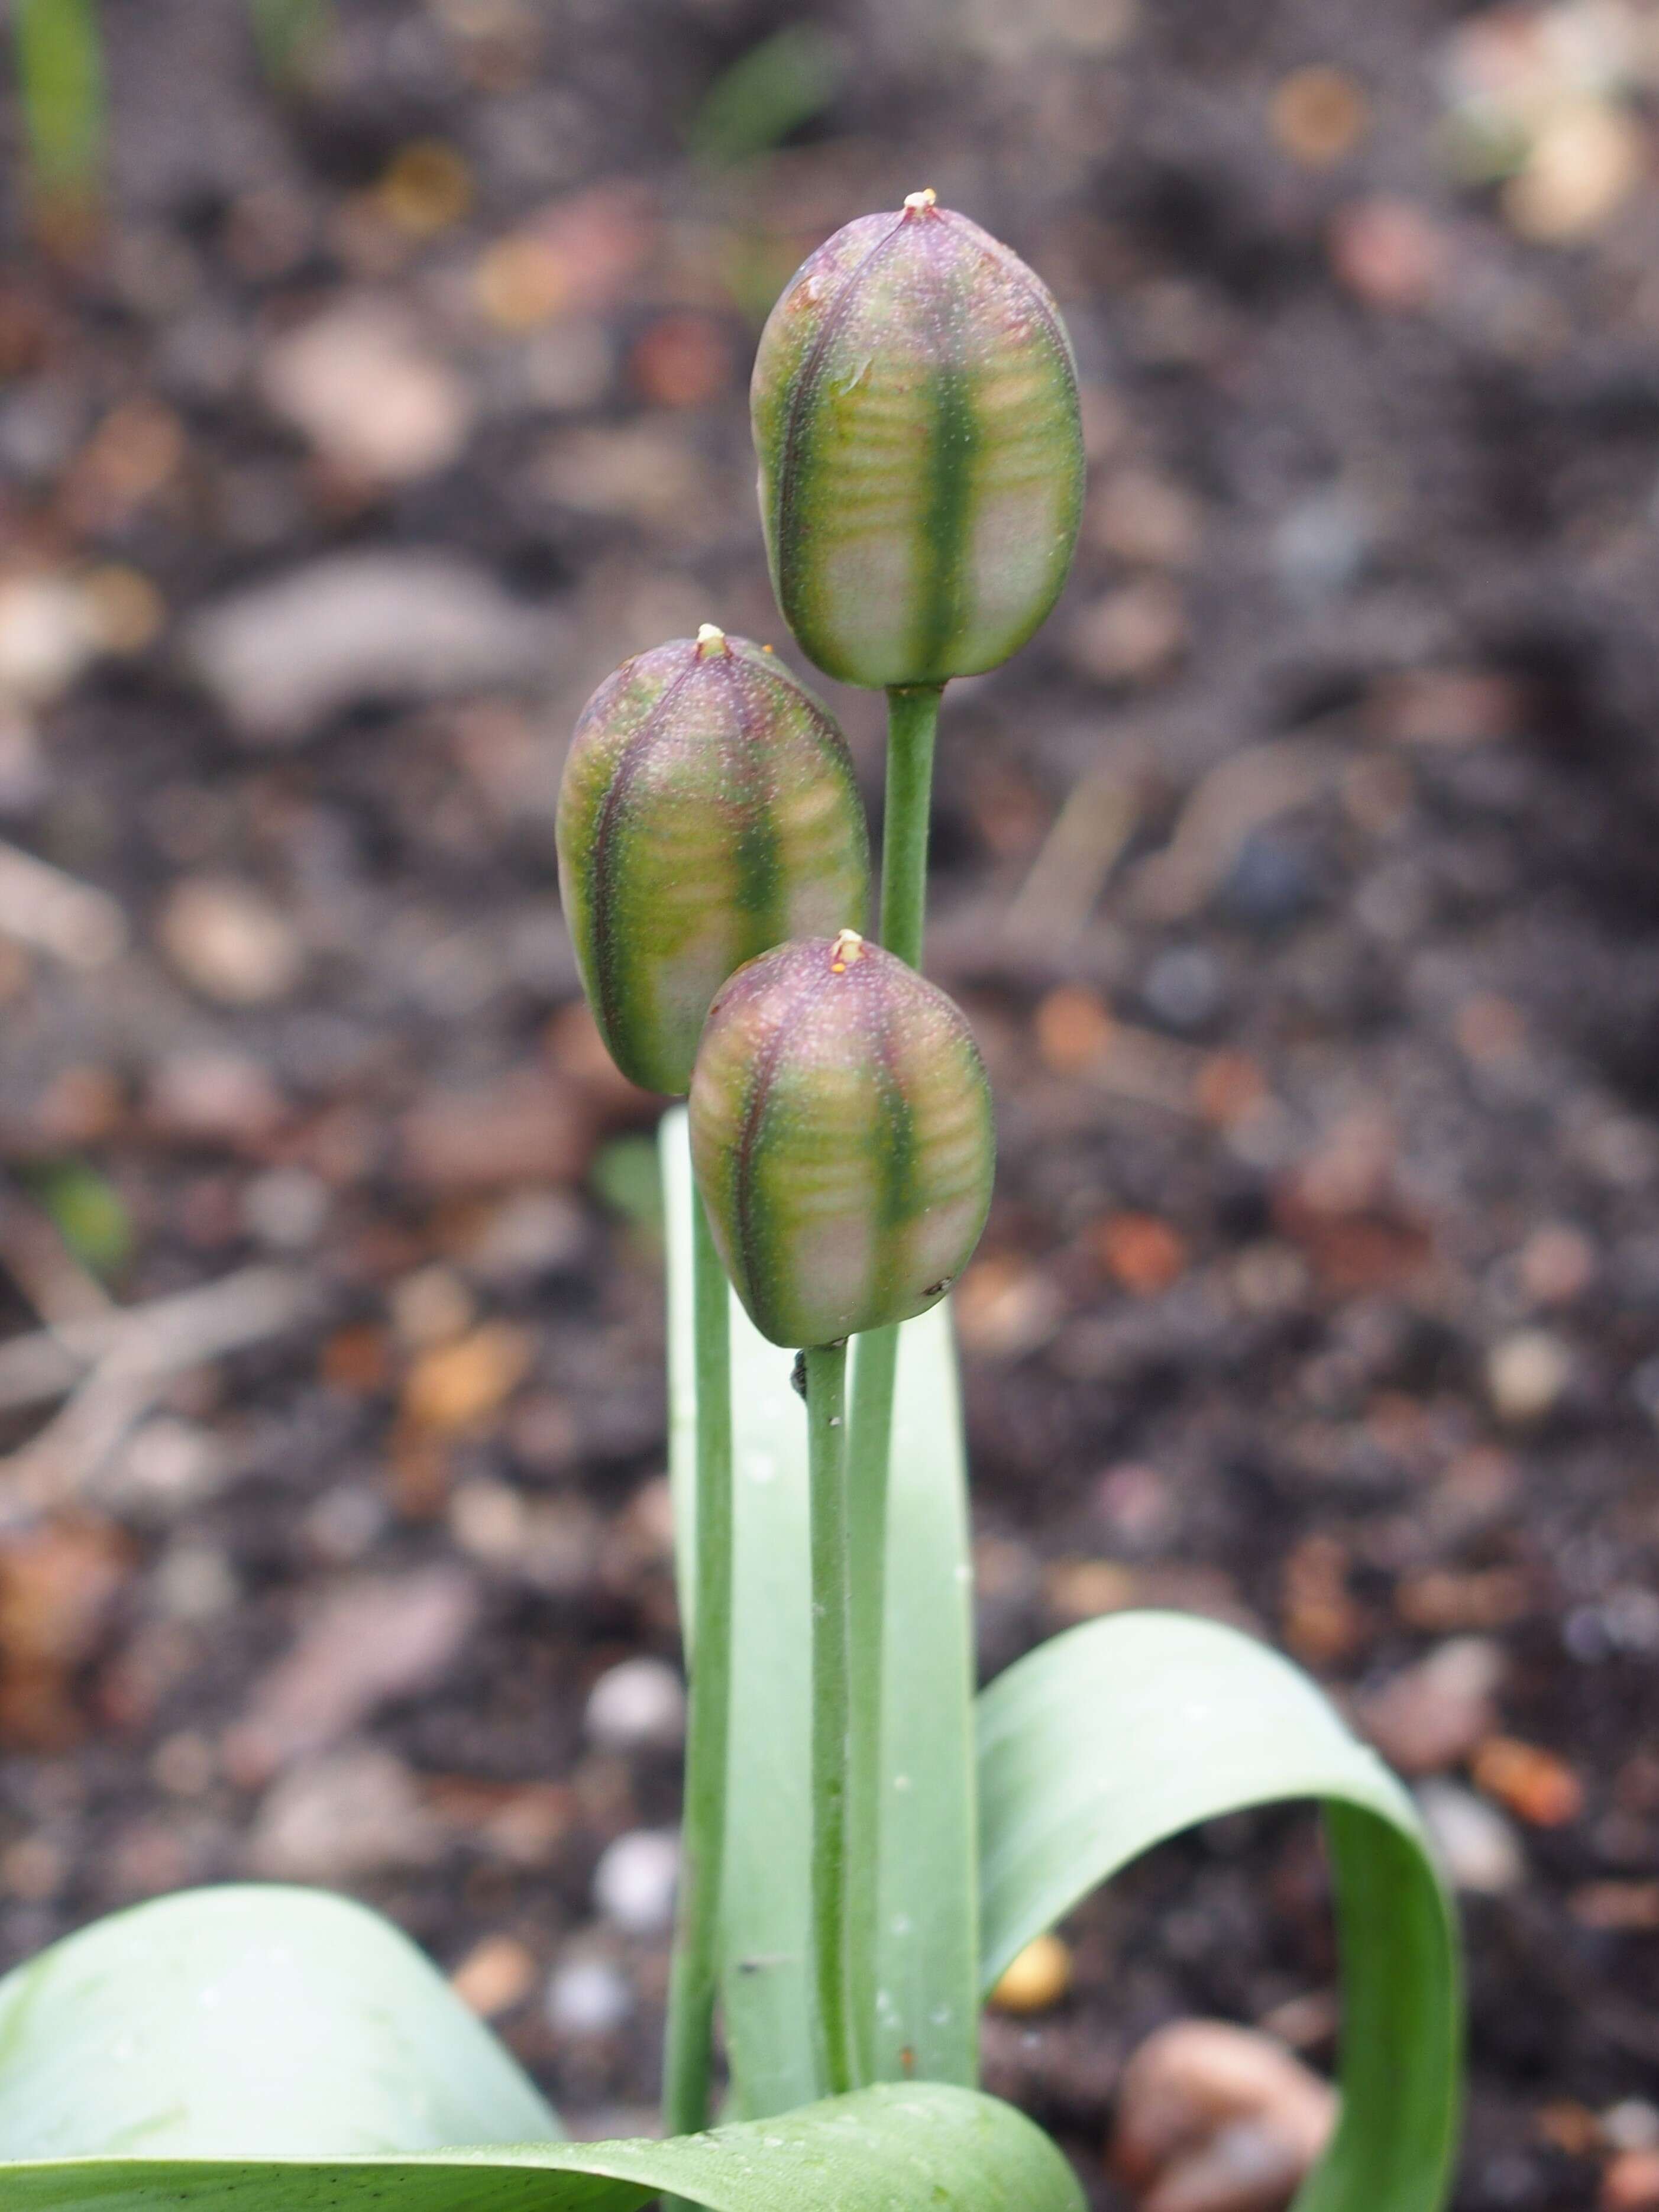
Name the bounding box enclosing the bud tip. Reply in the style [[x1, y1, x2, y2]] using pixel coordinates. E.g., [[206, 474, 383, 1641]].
[[696, 622, 729, 656], [829, 927, 865, 974], [903, 187, 937, 212]]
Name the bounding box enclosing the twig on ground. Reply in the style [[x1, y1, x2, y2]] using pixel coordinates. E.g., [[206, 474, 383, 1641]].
[[1004, 747, 1149, 945], [0, 839, 128, 968]]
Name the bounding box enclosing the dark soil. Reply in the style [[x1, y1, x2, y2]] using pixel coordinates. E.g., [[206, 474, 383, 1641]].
[[1, 4, 1657, 2209]]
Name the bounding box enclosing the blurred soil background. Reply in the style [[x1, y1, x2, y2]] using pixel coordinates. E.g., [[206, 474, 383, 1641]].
[[2, 2, 1658, 2207]]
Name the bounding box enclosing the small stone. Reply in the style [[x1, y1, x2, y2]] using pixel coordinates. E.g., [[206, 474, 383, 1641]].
[[376, 141, 474, 237], [1270, 65, 1369, 166], [584, 1657, 687, 1754], [1092, 1212, 1187, 1296], [1487, 1329, 1571, 1423], [248, 1745, 443, 1880], [1066, 578, 1186, 685], [592, 1828, 679, 1935], [449, 1933, 536, 2019], [989, 1933, 1073, 2014], [1472, 1736, 1584, 1828], [1087, 468, 1202, 568], [1604, 2105, 1659, 2157], [1604, 2151, 1659, 2212], [1273, 490, 1368, 603], [390, 1263, 478, 1349], [1517, 1223, 1595, 1306], [104, 1418, 224, 1514], [468, 1189, 586, 1283], [1328, 197, 1448, 312], [1034, 985, 1114, 1075], [187, 552, 558, 745], [0, 571, 98, 703], [954, 1254, 1066, 1360], [1143, 946, 1224, 1031], [448, 1478, 529, 1563], [1357, 1637, 1506, 1776], [146, 1050, 286, 1144], [242, 1166, 330, 1249], [1112, 2018, 1336, 2212], [1502, 99, 1645, 243], [157, 878, 303, 1005], [150, 1542, 240, 1623], [546, 1952, 633, 2036], [1417, 1779, 1525, 1894], [402, 1322, 535, 1433], [399, 1070, 589, 1192], [259, 300, 473, 484]]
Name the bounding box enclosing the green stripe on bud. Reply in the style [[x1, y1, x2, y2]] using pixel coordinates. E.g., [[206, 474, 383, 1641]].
[[752, 192, 1085, 690], [557, 631, 871, 1096], [689, 932, 995, 1348]]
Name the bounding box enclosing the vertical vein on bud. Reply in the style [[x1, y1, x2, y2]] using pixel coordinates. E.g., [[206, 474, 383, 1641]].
[[716, 650, 785, 951], [914, 230, 979, 680], [587, 655, 703, 1058], [774, 215, 910, 648]]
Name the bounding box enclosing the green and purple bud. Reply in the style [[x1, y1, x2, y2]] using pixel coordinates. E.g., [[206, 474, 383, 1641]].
[[689, 930, 995, 1348], [752, 189, 1085, 691], [557, 626, 871, 1097]]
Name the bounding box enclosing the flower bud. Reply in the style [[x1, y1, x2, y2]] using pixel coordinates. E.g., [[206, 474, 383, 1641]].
[[752, 190, 1085, 690], [557, 626, 871, 1096], [690, 930, 994, 1348]]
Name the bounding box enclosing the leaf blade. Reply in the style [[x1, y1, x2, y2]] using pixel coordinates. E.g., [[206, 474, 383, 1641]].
[[976, 1611, 1461, 2212]]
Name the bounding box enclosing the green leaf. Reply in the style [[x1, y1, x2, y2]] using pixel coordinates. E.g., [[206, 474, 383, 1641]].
[[12, 0, 105, 203], [663, 1111, 978, 2115], [685, 26, 846, 169], [26, 1162, 132, 1278], [977, 1612, 1463, 2212], [0, 1886, 1082, 2212], [0, 1885, 561, 2159]]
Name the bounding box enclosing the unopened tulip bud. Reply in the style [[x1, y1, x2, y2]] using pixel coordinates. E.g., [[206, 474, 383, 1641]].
[[690, 930, 994, 1348], [557, 628, 871, 1096], [752, 190, 1085, 690]]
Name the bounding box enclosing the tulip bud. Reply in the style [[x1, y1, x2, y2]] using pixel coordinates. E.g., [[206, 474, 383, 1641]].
[[690, 930, 994, 1348], [557, 626, 871, 1097], [752, 190, 1085, 691]]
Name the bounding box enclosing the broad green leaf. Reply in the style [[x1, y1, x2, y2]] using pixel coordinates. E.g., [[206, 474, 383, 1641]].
[[663, 1111, 977, 2114], [0, 1886, 560, 2158], [685, 26, 846, 167], [0, 1893, 1079, 2212], [978, 1612, 1462, 2212]]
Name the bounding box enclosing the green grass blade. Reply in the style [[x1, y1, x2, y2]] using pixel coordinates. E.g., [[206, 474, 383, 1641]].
[[247, 0, 330, 83], [685, 25, 845, 168], [12, 0, 105, 205], [976, 1611, 1462, 2212], [662, 1112, 978, 2114]]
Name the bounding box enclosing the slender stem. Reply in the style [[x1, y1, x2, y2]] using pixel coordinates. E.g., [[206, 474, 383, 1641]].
[[805, 1338, 854, 2097], [662, 1195, 734, 2142], [878, 684, 943, 971], [843, 680, 945, 2085]]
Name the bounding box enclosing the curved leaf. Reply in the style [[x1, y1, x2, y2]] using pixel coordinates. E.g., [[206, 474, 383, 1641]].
[[0, 1883, 1081, 2212], [664, 1111, 977, 2114], [0, 1885, 558, 2159], [978, 1612, 1461, 2212]]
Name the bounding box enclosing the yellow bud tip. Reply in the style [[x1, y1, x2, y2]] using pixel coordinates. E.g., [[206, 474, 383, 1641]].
[[829, 927, 865, 975], [695, 622, 728, 656], [903, 188, 937, 212]]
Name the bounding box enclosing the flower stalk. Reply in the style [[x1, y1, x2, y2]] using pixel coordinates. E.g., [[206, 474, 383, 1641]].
[[661, 1191, 733, 2143], [804, 1337, 854, 2096]]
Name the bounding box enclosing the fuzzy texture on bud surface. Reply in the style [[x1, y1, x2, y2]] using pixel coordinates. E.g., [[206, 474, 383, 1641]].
[[752, 194, 1085, 690], [690, 932, 995, 1348], [557, 630, 871, 1096]]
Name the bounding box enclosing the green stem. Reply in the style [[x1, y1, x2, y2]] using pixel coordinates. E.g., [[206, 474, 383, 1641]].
[[843, 680, 945, 2085], [805, 1338, 854, 2097], [878, 684, 943, 971], [662, 1195, 734, 2144]]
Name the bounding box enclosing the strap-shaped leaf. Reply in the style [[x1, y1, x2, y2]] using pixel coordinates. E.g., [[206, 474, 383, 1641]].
[[978, 1612, 1462, 2212], [663, 1111, 977, 2114], [0, 1884, 1082, 2212]]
